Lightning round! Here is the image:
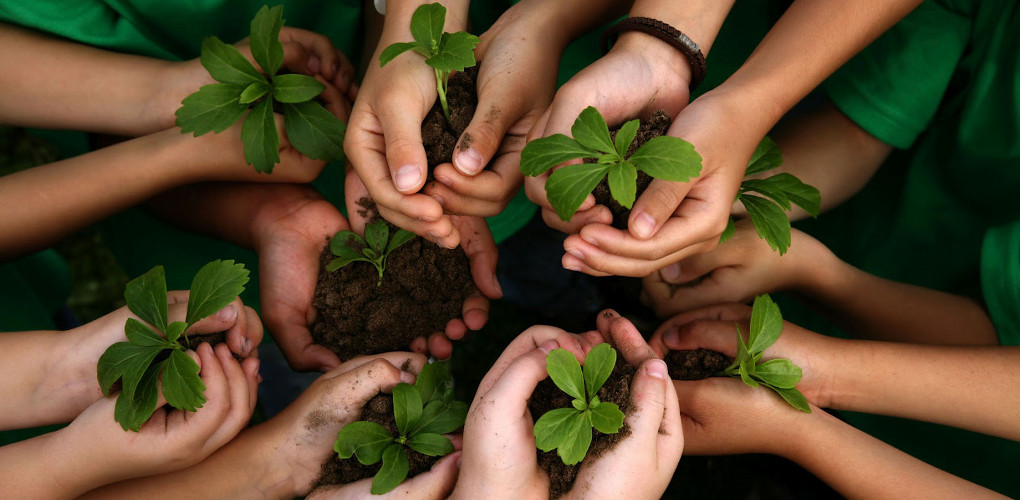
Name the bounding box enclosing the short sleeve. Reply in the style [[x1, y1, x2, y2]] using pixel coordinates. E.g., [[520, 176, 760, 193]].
[[982, 222, 1020, 346], [824, 1, 971, 149]]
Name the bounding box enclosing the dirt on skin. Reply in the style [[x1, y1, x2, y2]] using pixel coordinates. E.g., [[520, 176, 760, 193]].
[[317, 394, 438, 487], [421, 66, 479, 176], [664, 349, 732, 380], [528, 356, 636, 499]]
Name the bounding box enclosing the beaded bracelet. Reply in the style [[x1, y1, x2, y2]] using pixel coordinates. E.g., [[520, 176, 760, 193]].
[[601, 17, 707, 92]]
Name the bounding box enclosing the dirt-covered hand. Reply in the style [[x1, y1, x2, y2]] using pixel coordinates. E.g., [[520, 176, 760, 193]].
[[306, 446, 461, 500]]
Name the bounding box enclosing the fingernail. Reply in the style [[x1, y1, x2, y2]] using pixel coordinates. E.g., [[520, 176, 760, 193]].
[[563, 260, 581, 272], [632, 212, 656, 239], [435, 174, 453, 186], [492, 273, 503, 297], [400, 371, 416, 384], [538, 340, 558, 354], [456, 454, 463, 468], [217, 305, 237, 322], [565, 246, 584, 260], [664, 327, 680, 346], [581, 234, 599, 247], [307, 56, 321, 75], [247, 359, 261, 377], [395, 165, 422, 191], [242, 338, 252, 356], [431, 194, 445, 206], [455, 148, 483, 175], [646, 359, 669, 380], [427, 231, 440, 243], [660, 263, 682, 283]]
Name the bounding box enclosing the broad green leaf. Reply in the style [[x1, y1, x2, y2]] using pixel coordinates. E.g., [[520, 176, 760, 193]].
[[735, 324, 753, 365], [410, 2, 445, 52], [272, 74, 325, 103], [558, 412, 593, 465], [571, 107, 615, 154], [588, 401, 625, 434], [614, 119, 640, 158], [426, 31, 480, 73], [114, 359, 164, 432], [365, 221, 389, 254], [165, 321, 187, 344], [162, 349, 206, 412], [330, 230, 367, 258], [533, 407, 581, 451], [97, 341, 163, 400], [741, 194, 792, 255], [771, 386, 811, 413], [719, 218, 736, 244], [282, 100, 346, 162], [238, 81, 270, 104], [571, 399, 587, 411], [407, 432, 455, 456], [748, 294, 783, 355], [326, 255, 372, 272], [738, 359, 758, 388], [607, 161, 638, 209], [387, 229, 416, 254], [629, 136, 702, 182], [415, 400, 467, 435], [241, 97, 280, 173], [740, 178, 791, 210], [200, 36, 264, 85], [176, 83, 248, 136], [124, 265, 169, 333], [186, 260, 249, 327], [753, 359, 802, 389], [379, 41, 421, 67], [125, 318, 167, 347], [582, 343, 616, 401], [363, 248, 380, 260], [745, 136, 782, 176], [415, 362, 452, 404], [249, 4, 285, 76], [762, 173, 821, 217], [335, 421, 394, 464], [546, 163, 610, 222], [372, 443, 410, 495], [393, 383, 423, 435], [520, 134, 595, 176], [546, 348, 585, 401]]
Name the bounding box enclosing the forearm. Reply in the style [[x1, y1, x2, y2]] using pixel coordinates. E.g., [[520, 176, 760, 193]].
[[384, 0, 470, 36], [0, 431, 116, 498], [508, 0, 629, 50]]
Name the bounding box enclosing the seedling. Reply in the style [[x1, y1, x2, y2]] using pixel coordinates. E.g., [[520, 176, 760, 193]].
[[520, 106, 702, 222], [176, 5, 346, 173], [379, 3, 480, 124], [334, 361, 467, 495], [532, 343, 626, 465], [720, 294, 810, 412], [326, 219, 415, 286], [97, 260, 250, 431]]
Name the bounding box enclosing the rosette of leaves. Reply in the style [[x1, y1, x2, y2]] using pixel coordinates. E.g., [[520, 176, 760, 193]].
[[326, 219, 415, 286], [378, 2, 480, 124], [721, 294, 810, 412], [334, 361, 468, 495], [520, 106, 703, 222], [532, 343, 626, 465], [175, 5, 346, 173], [97, 260, 250, 431]]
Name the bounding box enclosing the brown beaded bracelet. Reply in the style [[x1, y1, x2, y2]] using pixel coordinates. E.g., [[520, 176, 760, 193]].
[[601, 16, 707, 92]]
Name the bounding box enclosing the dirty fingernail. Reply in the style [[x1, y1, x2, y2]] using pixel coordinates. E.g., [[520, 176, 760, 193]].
[[455, 148, 484, 175], [538, 340, 558, 354], [395, 165, 422, 191], [664, 327, 680, 346], [632, 212, 656, 239], [660, 263, 682, 283], [646, 359, 669, 380], [217, 305, 237, 322]]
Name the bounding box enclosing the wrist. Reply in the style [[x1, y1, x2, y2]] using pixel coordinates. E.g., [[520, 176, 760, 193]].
[[145, 60, 193, 134], [382, 0, 470, 40], [791, 235, 842, 295], [613, 31, 693, 91]]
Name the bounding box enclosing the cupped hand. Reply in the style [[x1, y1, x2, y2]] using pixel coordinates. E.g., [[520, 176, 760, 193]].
[[306, 451, 461, 500]]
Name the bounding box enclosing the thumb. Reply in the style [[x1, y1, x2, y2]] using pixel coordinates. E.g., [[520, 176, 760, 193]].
[[655, 317, 744, 357], [623, 359, 673, 451], [453, 87, 523, 176], [628, 178, 690, 240]]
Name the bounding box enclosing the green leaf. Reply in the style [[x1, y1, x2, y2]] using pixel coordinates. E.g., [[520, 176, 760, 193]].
[[409, 2, 445, 52], [372, 443, 410, 495], [426, 31, 480, 73], [200, 36, 265, 85], [379, 41, 421, 67], [533, 407, 581, 452], [176, 83, 248, 136], [393, 383, 423, 435], [282, 100, 346, 162], [557, 412, 593, 465], [734, 324, 753, 365], [114, 359, 164, 432], [186, 260, 249, 327], [125, 318, 167, 347], [582, 343, 616, 401], [745, 136, 783, 176], [607, 162, 638, 210], [415, 361, 452, 404], [124, 265, 169, 333], [238, 81, 270, 104], [571, 399, 587, 411], [741, 194, 792, 255], [326, 256, 372, 272], [162, 349, 206, 412], [335, 421, 394, 464], [571, 107, 616, 154], [771, 386, 811, 413], [738, 358, 758, 388], [546, 348, 585, 401], [753, 359, 802, 389], [546, 163, 611, 222], [762, 173, 821, 218], [387, 229, 416, 254], [415, 400, 467, 435], [97, 341, 164, 400], [165, 321, 187, 344], [629, 136, 702, 182], [748, 294, 783, 355], [588, 401, 625, 435], [330, 231, 367, 257], [740, 177, 791, 210], [363, 248, 380, 260], [365, 221, 389, 254], [406, 432, 455, 456], [249, 4, 285, 76], [520, 134, 595, 176], [241, 97, 280, 173], [272, 74, 325, 103], [614, 119, 640, 158], [719, 218, 736, 244]]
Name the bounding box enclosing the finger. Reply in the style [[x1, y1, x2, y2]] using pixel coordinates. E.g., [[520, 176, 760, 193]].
[[595, 309, 658, 364], [428, 332, 454, 360], [177, 343, 228, 432], [328, 352, 428, 380], [240, 306, 264, 357], [314, 75, 350, 123], [279, 40, 312, 76], [657, 360, 685, 470], [477, 343, 557, 420], [561, 251, 612, 277], [657, 318, 746, 357], [654, 267, 752, 316], [453, 83, 527, 176], [279, 28, 339, 78], [444, 317, 468, 341], [205, 344, 256, 448], [627, 177, 694, 240], [476, 327, 585, 399], [167, 290, 190, 305], [331, 50, 356, 97], [377, 96, 429, 193], [318, 358, 413, 417], [460, 294, 489, 332], [623, 359, 672, 453], [378, 204, 459, 249], [564, 225, 720, 277], [241, 357, 261, 412], [384, 450, 460, 499], [458, 216, 501, 299], [425, 172, 513, 217]]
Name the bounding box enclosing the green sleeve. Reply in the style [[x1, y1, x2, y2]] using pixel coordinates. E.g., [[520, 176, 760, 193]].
[[981, 222, 1020, 346], [824, 0, 970, 149]]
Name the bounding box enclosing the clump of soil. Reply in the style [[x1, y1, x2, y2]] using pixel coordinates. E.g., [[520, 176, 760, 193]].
[[664, 349, 731, 380], [528, 355, 636, 499], [317, 394, 438, 487], [421, 66, 478, 175]]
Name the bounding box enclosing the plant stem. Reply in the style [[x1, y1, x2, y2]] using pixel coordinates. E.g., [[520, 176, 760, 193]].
[[435, 69, 452, 124]]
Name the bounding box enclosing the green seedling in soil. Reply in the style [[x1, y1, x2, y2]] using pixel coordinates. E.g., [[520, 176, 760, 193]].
[[720, 294, 811, 412], [176, 5, 346, 173], [325, 219, 415, 286], [520, 106, 702, 222], [378, 3, 480, 124], [97, 260, 250, 431], [533, 343, 626, 466], [720, 137, 821, 255], [334, 361, 467, 495]]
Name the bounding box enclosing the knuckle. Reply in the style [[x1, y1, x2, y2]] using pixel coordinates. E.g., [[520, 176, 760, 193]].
[[645, 187, 681, 215]]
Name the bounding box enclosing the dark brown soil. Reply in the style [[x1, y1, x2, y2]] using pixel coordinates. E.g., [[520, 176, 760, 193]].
[[590, 111, 673, 229], [664, 349, 732, 380], [317, 394, 438, 488], [528, 355, 636, 499], [421, 66, 479, 177]]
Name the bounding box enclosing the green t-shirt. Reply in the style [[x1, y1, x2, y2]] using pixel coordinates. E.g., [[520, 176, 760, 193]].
[[982, 222, 1020, 346]]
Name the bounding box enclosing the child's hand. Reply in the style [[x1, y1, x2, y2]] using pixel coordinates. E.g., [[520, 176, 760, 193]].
[[305, 445, 461, 500], [641, 221, 834, 318]]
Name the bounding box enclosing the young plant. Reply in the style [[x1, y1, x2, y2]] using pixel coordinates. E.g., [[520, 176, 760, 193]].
[[97, 260, 250, 431], [334, 361, 467, 495], [532, 343, 626, 466], [721, 294, 811, 412], [720, 137, 822, 255], [325, 219, 415, 286], [378, 3, 480, 124], [520, 106, 702, 222], [176, 5, 346, 173]]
